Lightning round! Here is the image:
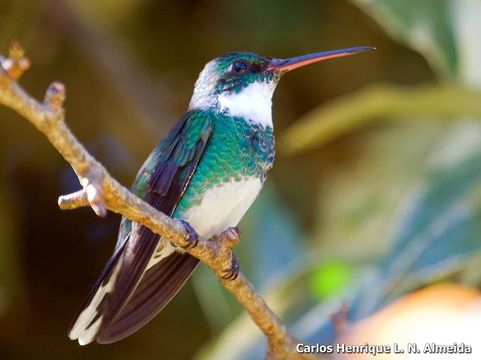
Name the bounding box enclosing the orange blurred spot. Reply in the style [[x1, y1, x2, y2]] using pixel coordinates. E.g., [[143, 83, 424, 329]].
[[334, 284, 481, 359]]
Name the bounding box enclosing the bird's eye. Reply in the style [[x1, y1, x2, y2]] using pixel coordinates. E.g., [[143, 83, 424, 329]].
[[232, 61, 248, 74]]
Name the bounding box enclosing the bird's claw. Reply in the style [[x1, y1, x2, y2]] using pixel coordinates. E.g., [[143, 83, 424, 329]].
[[221, 253, 240, 281], [179, 219, 199, 249], [219, 226, 240, 246]]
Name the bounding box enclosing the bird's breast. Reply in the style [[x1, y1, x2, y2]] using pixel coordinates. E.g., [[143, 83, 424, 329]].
[[174, 113, 274, 238], [175, 177, 263, 239]]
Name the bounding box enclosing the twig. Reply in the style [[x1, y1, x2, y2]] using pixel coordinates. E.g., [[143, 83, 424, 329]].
[[0, 43, 323, 360], [330, 303, 349, 337]]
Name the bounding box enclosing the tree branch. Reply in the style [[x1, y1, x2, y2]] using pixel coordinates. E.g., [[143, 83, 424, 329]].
[[0, 43, 322, 360]]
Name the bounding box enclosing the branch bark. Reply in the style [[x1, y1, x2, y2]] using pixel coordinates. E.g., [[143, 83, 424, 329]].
[[0, 44, 323, 360]]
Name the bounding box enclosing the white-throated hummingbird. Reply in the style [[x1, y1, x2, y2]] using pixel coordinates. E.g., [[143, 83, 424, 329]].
[[68, 46, 374, 345]]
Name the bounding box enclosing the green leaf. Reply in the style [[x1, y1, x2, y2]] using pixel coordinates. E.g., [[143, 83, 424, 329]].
[[280, 85, 481, 155], [352, 0, 458, 79], [353, 0, 481, 85], [313, 122, 481, 340], [373, 151, 481, 300]]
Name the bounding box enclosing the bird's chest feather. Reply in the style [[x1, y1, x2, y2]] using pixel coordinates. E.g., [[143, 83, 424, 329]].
[[174, 117, 274, 238], [177, 177, 262, 239]]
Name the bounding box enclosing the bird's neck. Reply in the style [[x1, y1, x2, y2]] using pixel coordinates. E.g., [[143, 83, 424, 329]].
[[189, 82, 274, 128]]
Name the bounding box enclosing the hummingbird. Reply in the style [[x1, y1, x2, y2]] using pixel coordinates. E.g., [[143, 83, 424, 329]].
[[68, 46, 373, 345]]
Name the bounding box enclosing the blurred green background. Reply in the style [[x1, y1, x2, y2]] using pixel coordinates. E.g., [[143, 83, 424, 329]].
[[1, 0, 481, 359]]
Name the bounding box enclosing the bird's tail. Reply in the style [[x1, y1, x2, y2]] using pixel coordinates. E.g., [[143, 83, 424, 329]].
[[68, 240, 199, 345], [97, 252, 199, 344]]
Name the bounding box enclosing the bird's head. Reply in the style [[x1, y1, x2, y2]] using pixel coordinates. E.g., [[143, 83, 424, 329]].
[[189, 47, 374, 127]]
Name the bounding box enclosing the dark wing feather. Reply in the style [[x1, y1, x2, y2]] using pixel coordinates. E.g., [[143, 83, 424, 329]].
[[97, 253, 199, 343], [68, 111, 213, 345]]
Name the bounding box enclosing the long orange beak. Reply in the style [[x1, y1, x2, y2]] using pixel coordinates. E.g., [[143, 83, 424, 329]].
[[268, 46, 375, 72]]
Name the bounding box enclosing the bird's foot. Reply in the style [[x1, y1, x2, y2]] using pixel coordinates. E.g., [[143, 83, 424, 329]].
[[178, 219, 199, 249], [221, 253, 240, 281], [217, 226, 241, 249]]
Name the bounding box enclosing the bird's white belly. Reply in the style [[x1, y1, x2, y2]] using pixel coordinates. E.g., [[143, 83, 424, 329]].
[[145, 177, 262, 270], [181, 177, 263, 239]]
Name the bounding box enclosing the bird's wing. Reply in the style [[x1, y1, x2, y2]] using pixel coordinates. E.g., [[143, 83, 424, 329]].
[[69, 110, 214, 345]]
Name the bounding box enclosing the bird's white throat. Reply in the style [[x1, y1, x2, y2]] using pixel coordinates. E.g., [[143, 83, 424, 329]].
[[189, 69, 275, 128], [217, 82, 274, 128]]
